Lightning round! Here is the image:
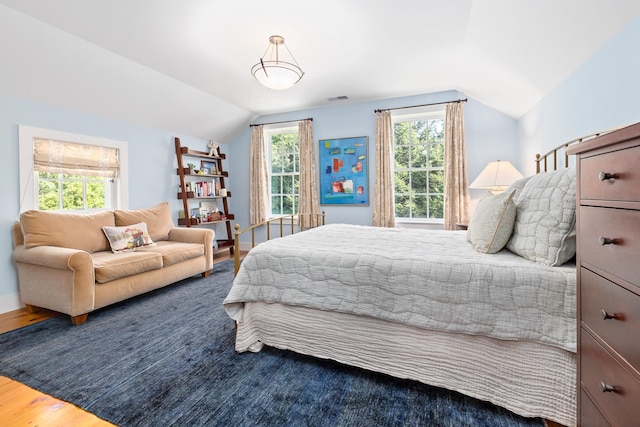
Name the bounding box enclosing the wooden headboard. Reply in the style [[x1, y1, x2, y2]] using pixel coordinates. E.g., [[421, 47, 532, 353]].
[[535, 127, 621, 173]]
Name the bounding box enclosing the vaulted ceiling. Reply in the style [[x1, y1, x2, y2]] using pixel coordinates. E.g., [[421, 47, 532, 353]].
[[1, 1, 639, 141]]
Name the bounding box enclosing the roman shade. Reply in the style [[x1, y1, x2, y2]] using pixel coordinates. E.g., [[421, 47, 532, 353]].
[[34, 138, 119, 178]]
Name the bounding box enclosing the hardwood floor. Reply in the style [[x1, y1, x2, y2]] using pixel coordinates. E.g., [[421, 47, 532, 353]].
[[0, 306, 60, 335], [0, 376, 114, 427], [0, 250, 239, 427]]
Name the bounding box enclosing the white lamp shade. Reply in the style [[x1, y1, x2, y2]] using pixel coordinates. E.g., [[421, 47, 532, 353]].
[[251, 35, 304, 90], [251, 61, 303, 90], [470, 160, 524, 192]]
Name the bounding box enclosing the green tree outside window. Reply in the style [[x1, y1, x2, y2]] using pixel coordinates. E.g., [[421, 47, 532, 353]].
[[38, 172, 107, 211], [394, 116, 445, 220], [270, 131, 299, 216]]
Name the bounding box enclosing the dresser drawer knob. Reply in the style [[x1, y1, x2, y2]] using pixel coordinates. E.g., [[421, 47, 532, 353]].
[[598, 172, 618, 181], [600, 381, 616, 393], [600, 309, 617, 320], [599, 236, 615, 246]]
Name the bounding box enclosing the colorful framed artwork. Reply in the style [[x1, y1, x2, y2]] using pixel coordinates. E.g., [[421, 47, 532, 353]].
[[319, 136, 369, 205]]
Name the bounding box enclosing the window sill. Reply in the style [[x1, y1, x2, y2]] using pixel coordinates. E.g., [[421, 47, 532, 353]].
[[395, 218, 444, 230], [395, 218, 443, 225], [266, 215, 297, 224]]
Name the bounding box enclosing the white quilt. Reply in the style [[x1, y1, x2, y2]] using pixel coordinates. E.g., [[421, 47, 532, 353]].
[[223, 224, 576, 352]]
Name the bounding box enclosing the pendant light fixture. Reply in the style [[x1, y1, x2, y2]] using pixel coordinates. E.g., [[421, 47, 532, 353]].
[[251, 35, 304, 90]]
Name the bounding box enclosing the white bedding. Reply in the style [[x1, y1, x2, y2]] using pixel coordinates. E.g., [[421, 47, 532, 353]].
[[234, 301, 576, 426], [224, 223, 576, 352]]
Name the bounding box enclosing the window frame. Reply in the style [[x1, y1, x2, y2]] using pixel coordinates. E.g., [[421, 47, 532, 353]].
[[264, 124, 300, 219], [18, 125, 129, 213], [36, 172, 115, 211], [391, 106, 446, 225]]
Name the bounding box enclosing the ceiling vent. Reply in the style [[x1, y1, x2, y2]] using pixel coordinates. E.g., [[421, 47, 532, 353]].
[[328, 96, 349, 102]]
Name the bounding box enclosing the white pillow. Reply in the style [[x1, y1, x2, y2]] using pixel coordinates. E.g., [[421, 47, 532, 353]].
[[102, 222, 156, 253], [467, 190, 516, 254], [505, 175, 532, 203], [506, 168, 576, 266]]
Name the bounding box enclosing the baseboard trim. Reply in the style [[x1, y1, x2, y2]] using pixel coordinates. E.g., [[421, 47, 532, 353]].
[[0, 293, 23, 315]]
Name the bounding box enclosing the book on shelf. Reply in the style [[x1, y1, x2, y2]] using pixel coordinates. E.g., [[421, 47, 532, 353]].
[[190, 180, 219, 197]]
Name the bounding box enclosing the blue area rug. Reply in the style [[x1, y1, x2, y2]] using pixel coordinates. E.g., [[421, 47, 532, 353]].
[[0, 260, 544, 426]]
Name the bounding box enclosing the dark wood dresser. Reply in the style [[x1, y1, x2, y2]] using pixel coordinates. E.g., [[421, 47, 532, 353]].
[[567, 122, 640, 426]]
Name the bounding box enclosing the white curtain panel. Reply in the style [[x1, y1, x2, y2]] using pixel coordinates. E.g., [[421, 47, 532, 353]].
[[373, 110, 395, 228], [444, 102, 470, 230], [249, 125, 269, 225], [298, 119, 319, 228]]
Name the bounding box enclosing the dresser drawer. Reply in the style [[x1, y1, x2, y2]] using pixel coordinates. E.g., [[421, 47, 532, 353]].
[[580, 143, 640, 202], [581, 267, 640, 370], [580, 330, 640, 426], [580, 389, 611, 427], [580, 206, 640, 287]]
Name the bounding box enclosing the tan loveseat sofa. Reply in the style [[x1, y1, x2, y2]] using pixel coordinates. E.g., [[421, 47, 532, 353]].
[[12, 202, 214, 325]]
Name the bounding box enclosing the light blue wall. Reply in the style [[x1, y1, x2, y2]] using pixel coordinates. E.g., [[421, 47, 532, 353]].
[[0, 94, 209, 311], [518, 15, 640, 175], [227, 90, 518, 243], [16, 9, 638, 309]]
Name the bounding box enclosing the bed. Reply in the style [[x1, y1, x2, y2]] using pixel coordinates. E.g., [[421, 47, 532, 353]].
[[223, 137, 607, 427]]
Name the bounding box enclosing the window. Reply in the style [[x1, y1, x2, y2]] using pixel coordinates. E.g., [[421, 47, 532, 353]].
[[393, 108, 445, 222], [19, 126, 129, 212], [37, 172, 113, 210], [266, 125, 299, 216]]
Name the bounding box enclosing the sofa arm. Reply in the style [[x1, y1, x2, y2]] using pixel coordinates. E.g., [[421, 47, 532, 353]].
[[14, 245, 93, 270], [167, 227, 215, 271], [13, 245, 95, 317]]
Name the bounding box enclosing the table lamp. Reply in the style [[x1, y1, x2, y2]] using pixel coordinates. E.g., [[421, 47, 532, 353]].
[[470, 160, 524, 194]]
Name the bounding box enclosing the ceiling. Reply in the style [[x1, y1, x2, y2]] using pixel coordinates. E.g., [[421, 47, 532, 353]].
[[1, 0, 639, 142]]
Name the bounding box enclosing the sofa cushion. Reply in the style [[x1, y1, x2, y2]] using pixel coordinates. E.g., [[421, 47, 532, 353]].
[[92, 251, 163, 284], [114, 202, 173, 242], [102, 222, 156, 253], [137, 241, 204, 267], [20, 209, 114, 253]]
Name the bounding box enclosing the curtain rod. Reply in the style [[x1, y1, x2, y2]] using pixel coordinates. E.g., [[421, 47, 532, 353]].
[[374, 98, 467, 113], [249, 117, 313, 127]]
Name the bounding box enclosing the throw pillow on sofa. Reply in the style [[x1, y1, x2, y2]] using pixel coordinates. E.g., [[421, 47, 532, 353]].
[[102, 222, 156, 253]]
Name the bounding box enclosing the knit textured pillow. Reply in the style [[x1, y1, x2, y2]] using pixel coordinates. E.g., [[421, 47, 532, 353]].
[[506, 168, 576, 266]]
